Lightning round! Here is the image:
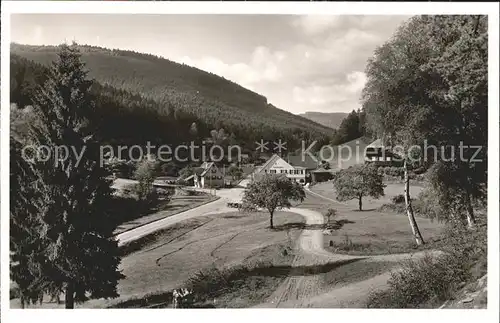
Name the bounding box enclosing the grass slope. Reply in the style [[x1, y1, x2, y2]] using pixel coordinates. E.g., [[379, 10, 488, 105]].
[[304, 182, 444, 255]]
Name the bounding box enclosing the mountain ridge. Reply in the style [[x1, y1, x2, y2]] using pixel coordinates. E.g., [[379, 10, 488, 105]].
[[11, 43, 330, 134], [10, 43, 333, 153]]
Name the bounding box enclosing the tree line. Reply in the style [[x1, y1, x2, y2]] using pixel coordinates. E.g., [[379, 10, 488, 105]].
[[330, 108, 370, 145]]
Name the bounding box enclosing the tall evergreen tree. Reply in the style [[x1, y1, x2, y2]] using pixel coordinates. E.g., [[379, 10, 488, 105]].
[[16, 43, 124, 308], [10, 136, 47, 307]]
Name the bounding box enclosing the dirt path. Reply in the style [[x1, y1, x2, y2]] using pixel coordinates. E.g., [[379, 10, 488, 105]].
[[255, 197, 438, 308]]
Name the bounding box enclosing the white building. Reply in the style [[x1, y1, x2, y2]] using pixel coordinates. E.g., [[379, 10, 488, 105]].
[[252, 154, 307, 184], [185, 162, 225, 188]]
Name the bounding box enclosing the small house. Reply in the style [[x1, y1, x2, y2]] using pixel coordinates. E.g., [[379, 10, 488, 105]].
[[310, 166, 334, 183], [193, 162, 225, 188]]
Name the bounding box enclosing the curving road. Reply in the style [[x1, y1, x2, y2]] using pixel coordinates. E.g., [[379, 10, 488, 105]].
[[114, 178, 246, 246]]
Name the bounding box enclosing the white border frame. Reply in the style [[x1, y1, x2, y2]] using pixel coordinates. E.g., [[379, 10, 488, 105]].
[[1, 2, 499, 323]]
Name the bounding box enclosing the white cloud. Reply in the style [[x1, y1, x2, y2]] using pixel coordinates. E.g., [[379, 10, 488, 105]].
[[292, 71, 366, 111], [177, 46, 282, 89], [170, 16, 405, 114], [173, 16, 405, 114], [293, 15, 342, 35]]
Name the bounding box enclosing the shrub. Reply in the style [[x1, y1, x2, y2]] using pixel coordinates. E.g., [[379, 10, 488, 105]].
[[392, 194, 405, 204], [155, 188, 173, 202], [160, 162, 179, 177], [366, 221, 487, 308], [367, 253, 464, 308], [415, 187, 444, 221], [386, 166, 403, 177], [379, 203, 406, 214], [133, 184, 159, 209], [10, 284, 20, 300], [133, 156, 159, 208], [324, 208, 337, 223]]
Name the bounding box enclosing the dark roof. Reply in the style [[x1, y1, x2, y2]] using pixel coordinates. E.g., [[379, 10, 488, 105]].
[[241, 165, 255, 175], [287, 154, 319, 169], [194, 167, 205, 176], [199, 162, 218, 176]]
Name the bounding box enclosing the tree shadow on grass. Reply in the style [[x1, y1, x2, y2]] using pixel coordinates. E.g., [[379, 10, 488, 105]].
[[222, 214, 247, 219], [272, 219, 355, 232], [328, 219, 356, 230], [238, 258, 364, 277]]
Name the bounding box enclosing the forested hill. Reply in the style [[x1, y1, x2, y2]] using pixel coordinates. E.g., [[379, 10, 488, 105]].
[[299, 112, 348, 130], [11, 43, 332, 152]]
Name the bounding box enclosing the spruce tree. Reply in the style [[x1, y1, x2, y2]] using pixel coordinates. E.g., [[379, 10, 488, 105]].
[[10, 136, 46, 307], [17, 42, 124, 308]]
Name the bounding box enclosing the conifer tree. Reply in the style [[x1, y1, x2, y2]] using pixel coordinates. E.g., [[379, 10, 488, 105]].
[[15, 43, 124, 308], [10, 136, 46, 307]]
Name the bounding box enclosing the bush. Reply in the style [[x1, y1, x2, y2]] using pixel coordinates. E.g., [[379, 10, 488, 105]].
[[160, 162, 179, 177], [415, 187, 443, 221], [385, 166, 403, 177], [392, 194, 405, 204], [367, 254, 465, 308], [133, 183, 158, 207], [10, 284, 20, 300], [155, 188, 173, 202], [367, 221, 487, 308], [107, 194, 158, 229], [324, 208, 337, 223], [184, 264, 265, 302], [184, 189, 202, 196], [379, 203, 406, 214]]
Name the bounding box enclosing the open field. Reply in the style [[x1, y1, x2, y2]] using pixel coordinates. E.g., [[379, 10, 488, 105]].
[[115, 211, 304, 303], [11, 210, 306, 308], [305, 182, 444, 255], [310, 181, 426, 210], [10, 182, 446, 309]]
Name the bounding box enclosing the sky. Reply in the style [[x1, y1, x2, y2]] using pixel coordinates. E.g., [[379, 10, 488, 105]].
[[11, 14, 410, 114]]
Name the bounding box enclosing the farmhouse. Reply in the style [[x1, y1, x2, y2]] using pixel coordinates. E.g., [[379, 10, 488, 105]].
[[187, 162, 225, 188], [252, 154, 322, 184]]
